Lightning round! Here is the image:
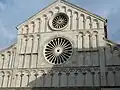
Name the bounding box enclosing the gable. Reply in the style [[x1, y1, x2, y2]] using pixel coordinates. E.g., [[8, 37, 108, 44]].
[[17, 0, 106, 34]]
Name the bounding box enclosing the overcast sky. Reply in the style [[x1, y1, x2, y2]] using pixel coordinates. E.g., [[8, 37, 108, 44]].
[[0, 0, 120, 50]]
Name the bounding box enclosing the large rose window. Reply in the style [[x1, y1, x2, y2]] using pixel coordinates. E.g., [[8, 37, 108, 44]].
[[44, 37, 72, 64]]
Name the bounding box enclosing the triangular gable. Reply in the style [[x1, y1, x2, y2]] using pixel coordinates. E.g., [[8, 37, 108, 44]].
[[17, 0, 106, 29]]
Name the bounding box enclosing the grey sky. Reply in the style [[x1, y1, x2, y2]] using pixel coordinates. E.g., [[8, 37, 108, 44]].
[[0, 0, 120, 50]]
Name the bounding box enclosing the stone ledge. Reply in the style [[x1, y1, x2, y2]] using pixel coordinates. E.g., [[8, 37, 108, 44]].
[[0, 86, 120, 90], [0, 87, 100, 90], [77, 48, 98, 52]]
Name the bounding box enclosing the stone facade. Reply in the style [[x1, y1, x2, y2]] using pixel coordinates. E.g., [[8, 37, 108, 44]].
[[0, 0, 120, 90]]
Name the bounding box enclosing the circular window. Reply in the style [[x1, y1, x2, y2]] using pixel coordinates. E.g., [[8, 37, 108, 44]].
[[44, 37, 72, 64], [49, 13, 69, 30]]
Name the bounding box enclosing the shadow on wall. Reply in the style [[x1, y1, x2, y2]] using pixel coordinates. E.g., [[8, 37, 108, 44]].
[[26, 45, 120, 89]]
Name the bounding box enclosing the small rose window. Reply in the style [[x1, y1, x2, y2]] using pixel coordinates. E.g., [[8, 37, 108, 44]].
[[49, 13, 69, 30]]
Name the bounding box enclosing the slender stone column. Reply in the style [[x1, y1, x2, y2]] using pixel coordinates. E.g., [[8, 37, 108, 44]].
[[66, 72, 70, 87], [20, 74, 24, 87], [7, 52, 11, 68], [31, 21, 35, 33], [99, 47, 106, 86], [45, 17, 48, 32], [1, 74, 5, 87], [29, 36, 34, 68], [37, 18, 41, 33], [22, 37, 28, 68], [76, 17, 79, 29], [1, 54, 5, 69], [50, 73, 54, 87], [70, 15, 73, 30], [58, 72, 62, 87], [36, 35, 40, 68]]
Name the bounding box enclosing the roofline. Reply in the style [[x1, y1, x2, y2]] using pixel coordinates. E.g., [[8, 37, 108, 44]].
[[105, 38, 118, 45], [16, 0, 58, 29], [0, 43, 16, 53], [61, 0, 106, 21], [104, 38, 120, 49]]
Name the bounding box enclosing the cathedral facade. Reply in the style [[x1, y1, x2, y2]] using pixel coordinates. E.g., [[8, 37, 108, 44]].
[[0, 0, 120, 90]]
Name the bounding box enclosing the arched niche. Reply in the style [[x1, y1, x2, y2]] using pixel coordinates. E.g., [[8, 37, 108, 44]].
[[18, 28, 24, 34], [78, 32, 83, 49], [32, 35, 40, 53], [0, 71, 5, 87], [79, 14, 85, 29], [73, 11, 78, 30], [27, 70, 37, 87], [49, 11, 53, 16], [3, 71, 11, 87], [0, 54, 5, 69], [28, 21, 35, 33], [105, 44, 113, 65], [21, 71, 30, 87], [7, 51, 11, 69], [47, 11, 54, 20], [35, 18, 41, 33], [21, 35, 28, 54], [42, 14, 48, 32], [0, 55, 3, 69], [23, 25, 29, 34], [67, 9, 72, 30], [93, 19, 99, 29], [85, 72, 93, 86], [84, 31, 91, 48], [14, 71, 22, 87], [26, 35, 34, 53], [55, 6, 60, 13], [35, 70, 45, 87], [91, 31, 98, 48], [61, 6, 66, 13], [86, 16, 92, 29], [2, 52, 7, 69], [113, 47, 120, 65]]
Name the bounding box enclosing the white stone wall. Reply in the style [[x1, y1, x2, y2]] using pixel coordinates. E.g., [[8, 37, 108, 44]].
[[0, 0, 120, 88]]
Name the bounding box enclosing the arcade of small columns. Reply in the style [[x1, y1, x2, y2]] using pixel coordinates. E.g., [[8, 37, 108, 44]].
[[18, 5, 103, 34], [0, 67, 101, 87], [0, 66, 120, 87]]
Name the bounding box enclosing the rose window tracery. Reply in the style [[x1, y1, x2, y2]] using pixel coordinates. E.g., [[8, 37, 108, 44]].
[[49, 13, 69, 30], [44, 37, 72, 64]]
